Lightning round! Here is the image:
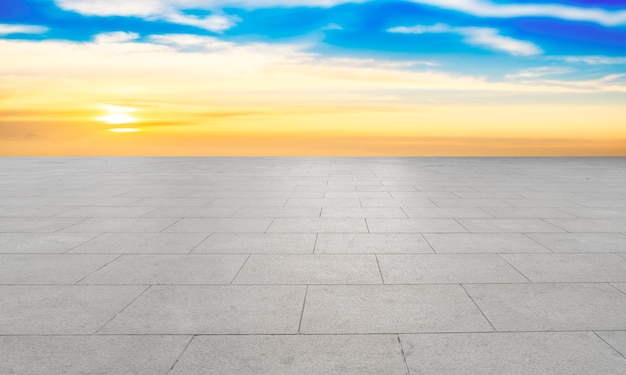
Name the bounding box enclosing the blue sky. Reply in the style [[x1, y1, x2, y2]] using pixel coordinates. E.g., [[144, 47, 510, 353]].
[[1, 1, 625, 156]]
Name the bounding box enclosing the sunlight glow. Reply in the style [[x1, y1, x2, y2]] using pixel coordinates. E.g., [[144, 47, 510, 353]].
[[109, 128, 139, 133], [96, 104, 139, 124]]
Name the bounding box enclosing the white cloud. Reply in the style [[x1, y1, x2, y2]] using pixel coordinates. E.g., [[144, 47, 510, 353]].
[[166, 13, 241, 33], [560, 56, 626, 65], [409, 0, 626, 27], [95, 32, 140, 44], [506, 67, 573, 79], [0, 24, 48, 35], [388, 24, 542, 56]]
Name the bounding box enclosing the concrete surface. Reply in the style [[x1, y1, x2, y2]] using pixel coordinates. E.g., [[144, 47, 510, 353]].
[[1, 157, 626, 374]]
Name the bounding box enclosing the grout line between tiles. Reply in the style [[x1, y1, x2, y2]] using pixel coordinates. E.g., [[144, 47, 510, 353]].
[[94, 284, 152, 334], [297, 285, 309, 334], [397, 335, 412, 375], [460, 283, 497, 332], [166, 335, 196, 375]]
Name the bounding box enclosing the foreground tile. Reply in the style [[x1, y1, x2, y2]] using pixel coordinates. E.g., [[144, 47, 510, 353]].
[[0, 233, 97, 253], [457, 219, 564, 233], [233, 254, 381, 284], [300, 285, 492, 334], [501, 253, 626, 282], [596, 331, 626, 358], [194, 233, 316, 253], [315, 233, 433, 253], [61, 218, 178, 233], [0, 254, 118, 284], [100, 285, 305, 334], [526, 233, 626, 253], [170, 335, 407, 375], [232, 206, 321, 218], [481, 207, 574, 219], [0, 218, 84, 233], [0, 285, 146, 334], [367, 219, 466, 233], [142, 206, 238, 218], [545, 219, 626, 233], [56, 206, 156, 218], [401, 207, 492, 219], [465, 283, 626, 331], [401, 332, 626, 375], [165, 218, 272, 233], [0, 335, 189, 375], [320, 207, 407, 218], [378, 254, 527, 284], [82, 254, 248, 284], [268, 219, 368, 233], [69, 233, 207, 253], [424, 234, 548, 253]]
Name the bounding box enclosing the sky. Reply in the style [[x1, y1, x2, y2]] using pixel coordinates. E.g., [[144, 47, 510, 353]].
[[1, 0, 625, 156]]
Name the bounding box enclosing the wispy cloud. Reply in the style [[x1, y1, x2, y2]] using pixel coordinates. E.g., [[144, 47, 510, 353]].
[[559, 56, 626, 65], [388, 24, 542, 56], [95, 32, 140, 44], [0, 24, 48, 35], [505, 67, 573, 79], [408, 0, 626, 27]]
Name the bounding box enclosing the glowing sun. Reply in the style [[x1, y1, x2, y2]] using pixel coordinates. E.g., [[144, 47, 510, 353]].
[[96, 104, 138, 125]]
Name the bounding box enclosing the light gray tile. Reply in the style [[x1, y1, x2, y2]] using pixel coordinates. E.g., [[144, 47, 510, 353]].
[[100, 285, 305, 334], [315, 233, 433, 253], [56, 206, 157, 218], [431, 199, 511, 208], [527, 233, 626, 252], [232, 206, 321, 218], [209, 198, 288, 207], [0, 233, 97, 253], [321, 207, 406, 218], [165, 218, 272, 233], [300, 285, 492, 334], [458, 219, 565, 233], [378, 254, 527, 284], [268, 219, 368, 233], [360, 198, 435, 208], [501, 253, 626, 282], [61, 218, 178, 233], [613, 283, 626, 294], [82, 254, 247, 284], [545, 219, 626, 233], [481, 207, 574, 219], [130, 198, 214, 206], [0, 206, 74, 217], [0, 285, 146, 334], [596, 331, 626, 358], [170, 335, 407, 375], [401, 332, 626, 375], [402, 207, 492, 219], [505, 199, 582, 208], [69, 233, 207, 253], [465, 283, 626, 331], [286, 198, 361, 207], [233, 254, 381, 284], [0, 218, 84, 233], [558, 207, 626, 219], [194, 233, 315, 253], [0, 335, 190, 375], [142, 206, 238, 218], [0, 254, 118, 284], [367, 219, 467, 233]]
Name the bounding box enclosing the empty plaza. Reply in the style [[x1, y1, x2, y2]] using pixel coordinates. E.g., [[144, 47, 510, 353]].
[[1, 157, 626, 374]]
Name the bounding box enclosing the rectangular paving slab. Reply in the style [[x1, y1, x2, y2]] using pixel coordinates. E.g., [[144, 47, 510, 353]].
[[169, 335, 408, 375], [315, 233, 433, 253], [300, 285, 493, 334]]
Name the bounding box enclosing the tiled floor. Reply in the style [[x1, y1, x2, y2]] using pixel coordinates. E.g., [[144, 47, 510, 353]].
[[1, 157, 626, 374]]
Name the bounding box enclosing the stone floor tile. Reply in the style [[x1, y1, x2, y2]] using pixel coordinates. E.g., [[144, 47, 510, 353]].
[[56, 206, 157, 218], [612, 283, 626, 294], [194, 233, 315, 253], [165, 218, 272, 233], [545, 219, 626, 233], [315, 233, 433, 253], [233, 254, 381, 284], [209, 198, 288, 207], [481, 207, 574, 219], [501, 253, 626, 282], [0, 233, 97, 253], [0, 218, 84, 233], [232, 206, 321, 218], [300, 285, 492, 334], [558, 207, 626, 219], [458, 218, 565, 233], [285, 198, 361, 207], [320, 207, 407, 218], [504, 199, 582, 208], [82, 254, 247, 284], [0, 206, 75, 217], [129, 198, 214, 206], [142, 206, 238, 218], [100, 285, 305, 334], [0, 254, 118, 284], [169, 335, 407, 375], [267, 218, 368, 233], [431, 199, 511, 208], [69, 233, 208, 253], [464, 283, 626, 331], [596, 331, 626, 358], [401, 332, 626, 375], [367, 219, 467, 233], [61, 218, 178, 233], [0, 335, 190, 375], [402, 207, 492, 219], [0, 285, 146, 334], [526, 233, 626, 252], [377, 254, 528, 284]]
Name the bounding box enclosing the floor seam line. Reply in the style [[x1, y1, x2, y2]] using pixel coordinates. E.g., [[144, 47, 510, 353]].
[[94, 284, 152, 334], [166, 335, 196, 375], [460, 283, 497, 332]]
